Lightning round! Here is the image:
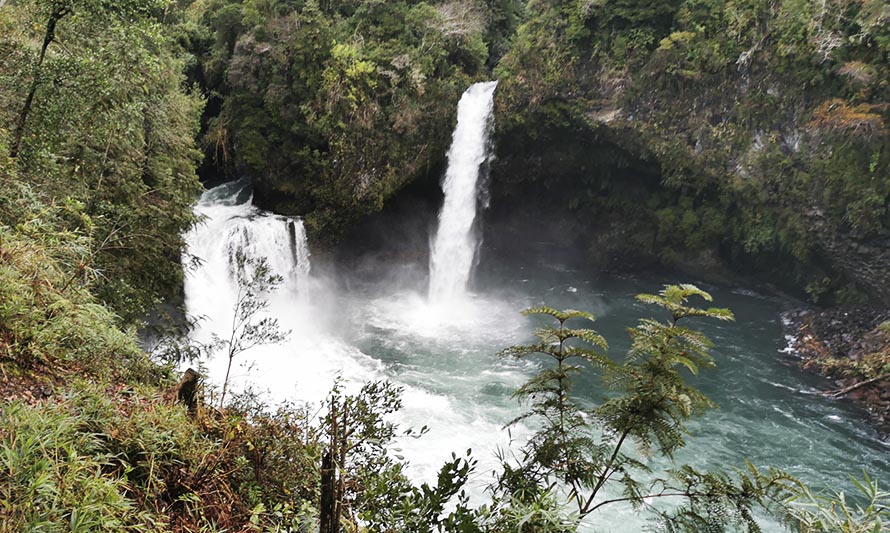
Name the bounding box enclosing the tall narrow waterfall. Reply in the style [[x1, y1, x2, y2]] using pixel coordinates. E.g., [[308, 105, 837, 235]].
[[428, 81, 498, 302]]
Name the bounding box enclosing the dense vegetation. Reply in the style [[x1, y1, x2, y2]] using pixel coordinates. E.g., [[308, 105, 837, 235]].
[[188, 0, 521, 237], [178, 0, 889, 304], [491, 0, 890, 304], [2, 0, 889, 531], [0, 0, 203, 323]]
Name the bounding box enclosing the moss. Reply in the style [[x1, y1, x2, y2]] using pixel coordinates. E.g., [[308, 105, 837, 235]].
[[489, 0, 890, 303]]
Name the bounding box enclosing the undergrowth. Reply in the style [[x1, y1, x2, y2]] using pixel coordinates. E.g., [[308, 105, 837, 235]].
[[0, 226, 160, 384], [0, 207, 320, 531], [0, 381, 321, 532]]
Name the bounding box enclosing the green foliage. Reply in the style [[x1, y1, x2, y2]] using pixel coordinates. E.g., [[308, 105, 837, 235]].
[[499, 285, 796, 529], [495, 0, 890, 304], [361, 450, 482, 532], [787, 472, 890, 533], [320, 379, 491, 532], [0, 0, 203, 323], [0, 400, 142, 532], [498, 305, 611, 508], [602, 285, 733, 457], [0, 226, 160, 382], [191, 0, 495, 238], [657, 462, 799, 532], [481, 485, 579, 532], [322, 379, 408, 528], [0, 380, 325, 533], [224, 391, 323, 531]]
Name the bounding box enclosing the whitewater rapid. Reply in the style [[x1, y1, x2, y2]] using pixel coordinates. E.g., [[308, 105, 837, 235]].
[[182, 179, 531, 496]]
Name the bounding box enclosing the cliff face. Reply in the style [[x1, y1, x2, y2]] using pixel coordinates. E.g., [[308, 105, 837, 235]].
[[491, 0, 890, 303], [191, 1, 520, 239], [195, 0, 889, 304]]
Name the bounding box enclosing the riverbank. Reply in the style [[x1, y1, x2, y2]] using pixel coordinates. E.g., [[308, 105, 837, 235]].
[[783, 306, 890, 435]]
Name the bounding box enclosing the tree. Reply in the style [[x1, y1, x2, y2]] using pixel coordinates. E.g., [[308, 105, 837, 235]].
[[213, 250, 289, 407], [497, 306, 611, 515], [9, 0, 68, 158], [8, 0, 165, 158], [0, 0, 203, 323], [499, 284, 796, 530], [320, 380, 404, 533], [319, 379, 479, 533]]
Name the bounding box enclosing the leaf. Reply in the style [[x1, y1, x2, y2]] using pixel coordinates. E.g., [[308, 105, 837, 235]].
[[522, 306, 595, 324]]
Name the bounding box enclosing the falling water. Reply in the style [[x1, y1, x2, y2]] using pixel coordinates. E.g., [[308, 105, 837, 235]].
[[223, 215, 311, 296], [184, 179, 311, 332], [428, 81, 498, 303], [184, 180, 391, 406], [178, 96, 890, 533]]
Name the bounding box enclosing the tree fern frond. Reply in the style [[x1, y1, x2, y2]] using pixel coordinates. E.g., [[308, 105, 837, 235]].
[[522, 306, 571, 321], [561, 309, 596, 322], [568, 328, 609, 350], [564, 346, 613, 368], [637, 285, 735, 324], [498, 343, 552, 359]]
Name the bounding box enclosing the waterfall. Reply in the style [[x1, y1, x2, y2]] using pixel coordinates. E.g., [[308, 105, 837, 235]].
[[223, 215, 311, 296], [185, 180, 311, 309], [182, 179, 380, 406], [428, 81, 498, 303]]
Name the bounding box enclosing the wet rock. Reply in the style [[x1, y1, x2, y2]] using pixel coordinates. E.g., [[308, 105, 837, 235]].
[[782, 306, 890, 435]]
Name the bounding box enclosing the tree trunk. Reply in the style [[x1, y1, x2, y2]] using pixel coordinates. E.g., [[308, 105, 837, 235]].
[[320, 398, 340, 533], [220, 349, 234, 408], [319, 451, 336, 533], [11, 7, 69, 158]]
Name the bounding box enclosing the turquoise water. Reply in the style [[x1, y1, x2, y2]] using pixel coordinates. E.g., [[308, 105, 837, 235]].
[[186, 183, 889, 530], [339, 253, 890, 530]]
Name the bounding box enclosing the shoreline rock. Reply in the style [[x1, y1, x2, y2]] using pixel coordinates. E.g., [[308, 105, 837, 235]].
[[782, 306, 890, 435]]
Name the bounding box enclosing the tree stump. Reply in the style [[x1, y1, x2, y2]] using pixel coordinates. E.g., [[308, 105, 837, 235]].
[[174, 368, 200, 415]]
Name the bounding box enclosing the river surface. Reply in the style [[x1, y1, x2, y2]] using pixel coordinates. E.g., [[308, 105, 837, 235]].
[[184, 183, 890, 531]]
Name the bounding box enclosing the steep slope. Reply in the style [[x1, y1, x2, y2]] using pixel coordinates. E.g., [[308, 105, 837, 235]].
[[493, 0, 890, 303]]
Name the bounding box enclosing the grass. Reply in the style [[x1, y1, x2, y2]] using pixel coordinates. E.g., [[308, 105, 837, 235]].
[[0, 216, 320, 532]]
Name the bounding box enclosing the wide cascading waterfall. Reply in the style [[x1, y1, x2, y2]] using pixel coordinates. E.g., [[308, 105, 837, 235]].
[[223, 215, 311, 297], [184, 179, 394, 406], [184, 180, 311, 341], [428, 81, 498, 303]]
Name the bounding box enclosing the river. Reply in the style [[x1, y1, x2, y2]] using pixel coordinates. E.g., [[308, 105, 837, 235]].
[[183, 81, 889, 530]]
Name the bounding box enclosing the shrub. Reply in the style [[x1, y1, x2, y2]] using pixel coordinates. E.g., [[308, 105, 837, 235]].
[[0, 399, 146, 532], [0, 227, 159, 383]]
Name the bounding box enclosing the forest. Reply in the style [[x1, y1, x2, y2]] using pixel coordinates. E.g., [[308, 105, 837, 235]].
[[1, 0, 889, 531]]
